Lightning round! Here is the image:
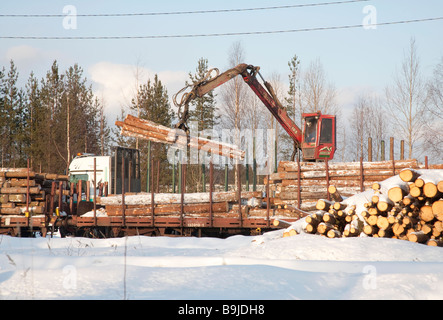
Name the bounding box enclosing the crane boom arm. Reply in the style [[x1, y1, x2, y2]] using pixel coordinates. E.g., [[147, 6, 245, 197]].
[[174, 63, 303, 145]]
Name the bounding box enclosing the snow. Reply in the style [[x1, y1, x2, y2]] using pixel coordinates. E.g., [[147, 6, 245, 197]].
[[1, 230, 443, 300]]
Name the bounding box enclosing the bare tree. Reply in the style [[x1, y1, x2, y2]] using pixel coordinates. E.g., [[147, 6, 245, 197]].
[[423, 56, 443, 160], [301, 58, 340, 116], [385, 38, 427, 159], [350, 93, 387, 161], [220, 41, 249, 185]]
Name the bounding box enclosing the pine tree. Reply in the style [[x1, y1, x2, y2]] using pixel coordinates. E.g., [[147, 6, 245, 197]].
[[25, 72, 44, 169], [188, 58, 219, 131], [39, 60, 65, 172], [285, 54, 301, 161], [130, 74, 173, 191], [0, 60, 26, 167]]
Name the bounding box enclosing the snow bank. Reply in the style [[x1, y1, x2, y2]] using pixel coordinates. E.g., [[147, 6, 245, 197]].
[[1, 232, 443, 300]]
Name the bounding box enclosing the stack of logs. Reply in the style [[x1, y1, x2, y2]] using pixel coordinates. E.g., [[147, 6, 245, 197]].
[[100, 191, 264, 218], [116, 114, 245, 160], [98, 191, 306, 220], [269, 160, 422, 211], [300, 168, 443, 246], [0, 168, 69, 215]]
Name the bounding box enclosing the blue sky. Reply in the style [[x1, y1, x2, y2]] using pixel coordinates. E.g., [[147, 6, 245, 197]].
[[1, 0, 442, 121]]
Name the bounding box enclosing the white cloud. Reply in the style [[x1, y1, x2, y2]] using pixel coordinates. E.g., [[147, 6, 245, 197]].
[[5, 45, 44, 63], [88, 61, 188, 121]]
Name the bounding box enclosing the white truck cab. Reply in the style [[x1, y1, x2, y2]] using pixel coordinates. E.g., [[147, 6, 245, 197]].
[[68, 146, 141, 200], [69, 154, 112, 200]]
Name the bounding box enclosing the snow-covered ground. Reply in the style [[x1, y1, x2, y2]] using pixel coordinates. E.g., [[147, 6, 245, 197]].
[[1, 225, 443, 300]]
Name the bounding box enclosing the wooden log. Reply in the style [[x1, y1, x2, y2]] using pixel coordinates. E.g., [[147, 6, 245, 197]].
[[100, 191, 262, 206], [106, 202, 228, 216], [419, 205, 435, 223], [409, 186, 422, 198], [378, 229, 393, 238], [117, 115, 245, 160], [432, 199, 443, 221], [392, 223, 405, 236], [278, 159, 419, 172], [427, 239, 443, 247], [423, 182, 441, 199], [7, 194, 27, 203], [327, 229, 341, 238], [322, 213, 337, 225], [0, 169, 36, 178], [407, 231, 429, 243], [35, 173, 69, 181], [376, 216, 391, 230], [316, 199, 333, 211], [332, 201, 347, 211], [305, 214, 321, 226], [328, 185, 343, 202], [305, 223, 317, 233], [0, 186, 41, 194], [9, 179, 36, 187], [0, 194, 9, 203], [438, 181, 443, 193], [317, 222, 334, 235], [399, 168, 421, 182], [366, 215, 378, 226], [415, 177, 425, 188], [421, 224, 433, 235], [0, 206, 44, 214], [363, 224, 378, 235], [272, 219, 292, 228], [376, 194, 395, 212], [388, 186, 408, 203], [433, 220, 443, 233]]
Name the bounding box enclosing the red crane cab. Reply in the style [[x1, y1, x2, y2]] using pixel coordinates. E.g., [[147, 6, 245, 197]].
[[301, 112, 336, 161]]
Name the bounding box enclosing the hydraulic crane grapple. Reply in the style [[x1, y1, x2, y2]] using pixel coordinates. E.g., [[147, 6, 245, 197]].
[[173, 63, 336, 161]]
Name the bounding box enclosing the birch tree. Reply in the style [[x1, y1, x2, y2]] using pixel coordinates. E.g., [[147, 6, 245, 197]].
[[220, 41, 248, 185], [423, 56, 443, 160], [385, 38, 427, 159]]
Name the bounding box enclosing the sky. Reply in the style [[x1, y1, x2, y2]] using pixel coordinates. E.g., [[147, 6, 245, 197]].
[[0, 0, 442, 124]]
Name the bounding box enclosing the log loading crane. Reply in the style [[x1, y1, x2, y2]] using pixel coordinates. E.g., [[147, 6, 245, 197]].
[[173, 63, 336, 161]]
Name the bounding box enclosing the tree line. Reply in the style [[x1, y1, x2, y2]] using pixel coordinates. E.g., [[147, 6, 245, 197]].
[[0, 60, 110, 174]]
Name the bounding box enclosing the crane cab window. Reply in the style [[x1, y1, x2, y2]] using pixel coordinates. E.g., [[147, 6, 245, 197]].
[[304, 118, 318, 144], [319, 118, 333, 144]]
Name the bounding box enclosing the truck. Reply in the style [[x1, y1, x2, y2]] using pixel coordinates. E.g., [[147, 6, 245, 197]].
[[68, 146, 141, 202]]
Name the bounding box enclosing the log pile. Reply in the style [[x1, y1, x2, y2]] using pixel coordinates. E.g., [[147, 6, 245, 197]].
[[269, 159, 421, 211], [100, 191, 260, 218], [98, 190, 307, 220], [0, 168, 69, 215], [116, 114, 245, 160], [296, 168, 443, 246]]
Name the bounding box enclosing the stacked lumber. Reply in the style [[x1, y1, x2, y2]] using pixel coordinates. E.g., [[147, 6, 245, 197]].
[[0, 168, 68, 215], [268, 160, 421, 211], [100, 191, 265, 218], [116, 114, 244, 160], [298, 168, 443, 246]]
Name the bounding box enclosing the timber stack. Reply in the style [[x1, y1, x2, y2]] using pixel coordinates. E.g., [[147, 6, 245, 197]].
[[0, 168, 69, 216], [98, 191, 307, 220], [116, 114, 245, 160], [269, 159, 422, 211], [291, 168, 443, 246]]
